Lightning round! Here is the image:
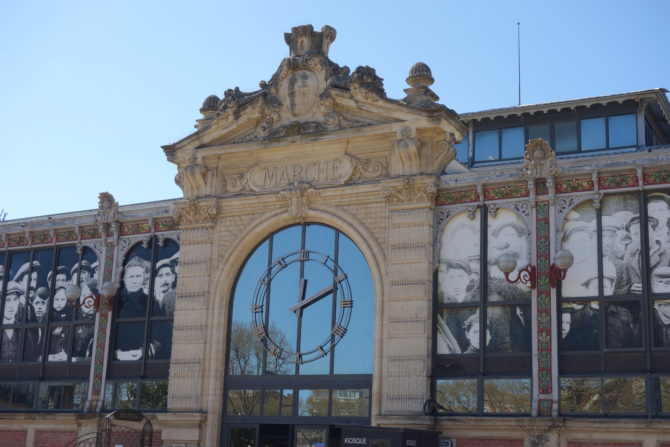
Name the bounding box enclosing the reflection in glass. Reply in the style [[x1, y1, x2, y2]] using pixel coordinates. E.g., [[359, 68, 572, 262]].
[[487, 304, 531, 353], [555, 121, 578, 153], [438, 210, 480, 304], [0, 383, 10, 409], [71, 324, 95, 361], [608, 114, 637, 148], [298, 389, 329, 416], [230, 427, 257, 447], [36, 382, 86, 410], [483, 378, 531, 414], [581, 117, 606, 150], [37, 383, 62, 409], [603, 377, 645, 413], [561, 302, 599, 351], [115, 381, 138, 409], [23, 326, 44, 362], [528, 124, 550, 143], [61, 383, 87, 410], [12, 383, 35, 409], [656, 377, 670, 413], [332, 389, 369, 417], [296, 427, 328, 447], [227, 389, 261, 415], [48, 326, 69, 361], [606, 301, 641, 348], [435, 379, 477, 413], [560, 377, 600, 413], [437, 307, 479, 354], [474, 130, 498, 162], [263, 389, 293, 416], [501, 127, 524, 159], [140, 380, 168, 410]]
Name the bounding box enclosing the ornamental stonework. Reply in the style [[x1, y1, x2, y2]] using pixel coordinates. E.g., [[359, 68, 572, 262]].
[[383, 178, 437, 207], [174, 199, 219, 228]]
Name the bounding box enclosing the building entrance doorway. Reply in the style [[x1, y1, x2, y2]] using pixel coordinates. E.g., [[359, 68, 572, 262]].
[[227, 424, 329, 447]]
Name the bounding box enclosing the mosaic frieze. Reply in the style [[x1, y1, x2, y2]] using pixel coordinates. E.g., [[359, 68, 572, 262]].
[[644, 170, 670, 186], [483, 184, 529, 201], [556, 178, 594, 194], [598, 173, 638, 190], [120, 222, 152, 236], [435, 189, 479, 206]]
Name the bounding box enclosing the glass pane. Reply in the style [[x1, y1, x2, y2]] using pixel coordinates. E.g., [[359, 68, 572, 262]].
[[606, 301, 641, 348], [501, 127, 524, 159], [0, 383, 11, 409], [435, 379, 477, 413], [148, 320, 173, 360], [263, 389, 283, 416], [61, 383, 87, 410], [296, 427, 327, 447], [7, 251, 30, 311], [648, 193, 670, 295], [115, 381, 138, 409], [528, 124, 550, 143], [654, 300, 670, 347], [437, 307, 479, 354], [48, 326, 70, 361], [561, 302, 600, 351], [561, 202, 598, 297], [603, 377, 645, 413], [12, 383, 35, 410], [488, 208, 531, 301], [37, 383, 62, 409], [438, 210, 480, 304], [487, 304, 531, 353], [140, 380, 168, 410], [455, 136, 469, 163], [0, 328, 21, 363], [103, 383, 114, 410], [601, 193, 640, 295], [298, 389, 329, 416], [55, 246, 78, 292], [560, 377, 600, 413], [230, 427, 257, 447], [23, 326, 45, 362], [555, 121, 578, 153], [229, 240, 268, 376], [152, 239, 179, 317], [483, 378, 531, 414], [71, 324, 95, 361], [608, 114, 637, 148], [51, 286, 73, 322], [332, 388, 369, 417], [334, 233, 374, 375], [118, 244, 151, 318], [29, 249, 53, 320], [581, 117, 606, 151], [3, 272, 25, 326], [656, 377, 670, 413], [114, 322, 145, 361], [227, 389, 261, 416], [474, 130, 498, 162]]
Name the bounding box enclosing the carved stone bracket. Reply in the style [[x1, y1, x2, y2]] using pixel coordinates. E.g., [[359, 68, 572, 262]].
[[278, 183, 319, 218], [176, 156, 209, 199], [391, 127, 421, 176], [174, 199, 219, 228], [434, 135, 456, 175], [383, 178, 436, 207], [349, 155, 388, 182]]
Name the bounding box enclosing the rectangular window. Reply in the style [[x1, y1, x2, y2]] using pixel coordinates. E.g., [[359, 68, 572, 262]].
[[608, 114, 637, 148], [528, 124, 551, 143], [332, 388, 369, 417], [581, 117, 607, 150], [298, 389, 329, 416], [483, 378, 531, 414], [435, 379, 477, 413], [501, 127, 524, 159], [455, 136, 469, 164], [474, 130, 499, 162], [555, 121, 578, 153]]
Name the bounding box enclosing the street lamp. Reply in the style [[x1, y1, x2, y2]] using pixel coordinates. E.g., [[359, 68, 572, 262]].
[[65, 278, 118, 312], [496, 249, 574, 290]]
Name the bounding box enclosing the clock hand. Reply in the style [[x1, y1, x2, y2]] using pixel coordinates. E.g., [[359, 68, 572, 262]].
[[289, 283, 335, 314]]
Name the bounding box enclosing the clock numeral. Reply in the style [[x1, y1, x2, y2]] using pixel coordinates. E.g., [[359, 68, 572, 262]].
[[251, 304, 264, 313], [334, 273, 347, 283], [294, 353, 303, 364], [340, 299, 353, 308], [278, 258, 287, 268], [318, 345, 327, 357], [298, 250, 309, 261], [332, 324, 347, 337], [254, 325, 266, 341], [258, 279, 269, 286], [270, 345, 283, 358]]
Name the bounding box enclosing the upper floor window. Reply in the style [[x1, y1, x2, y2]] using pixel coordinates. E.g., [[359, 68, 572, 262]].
[[434, 207, 532, 415], [470, 113, 638, 164]]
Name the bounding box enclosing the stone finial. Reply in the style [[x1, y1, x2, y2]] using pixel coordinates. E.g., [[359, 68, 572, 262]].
[[522, 139, 562, 180], [199, 95, 220, 115], [284, 25, 337, 58], [403, 62, 439, 108]]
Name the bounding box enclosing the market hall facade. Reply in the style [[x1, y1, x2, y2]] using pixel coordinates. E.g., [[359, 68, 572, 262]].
[[1, 25, 670, 447]]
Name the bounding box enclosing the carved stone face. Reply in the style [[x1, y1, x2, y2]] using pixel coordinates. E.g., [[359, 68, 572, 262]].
[[288, 70, 319, 117]]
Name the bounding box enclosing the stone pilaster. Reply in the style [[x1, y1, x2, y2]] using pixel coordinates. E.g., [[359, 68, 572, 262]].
[[164, 199, 218, 446], [381, 178, 436, 415]]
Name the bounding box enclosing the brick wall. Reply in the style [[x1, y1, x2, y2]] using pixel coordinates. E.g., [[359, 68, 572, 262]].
[[0, 430, 27, 447], [568, 442, 642, 447], [34, 431, 78, 447], [455, 439, 524, 447]]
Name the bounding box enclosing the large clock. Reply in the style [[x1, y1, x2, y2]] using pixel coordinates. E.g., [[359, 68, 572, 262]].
[[251, 249, 353, 364]]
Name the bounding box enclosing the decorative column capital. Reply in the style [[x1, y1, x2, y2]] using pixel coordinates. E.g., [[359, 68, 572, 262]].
[[383, 177, 436, 209], [174, 198, 219, 228]]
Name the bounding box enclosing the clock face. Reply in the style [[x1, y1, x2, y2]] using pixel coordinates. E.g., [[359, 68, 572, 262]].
[[252, 249, 353, 364]]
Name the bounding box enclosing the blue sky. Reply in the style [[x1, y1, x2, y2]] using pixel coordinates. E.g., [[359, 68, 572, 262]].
[[1, 0, 668, 219]]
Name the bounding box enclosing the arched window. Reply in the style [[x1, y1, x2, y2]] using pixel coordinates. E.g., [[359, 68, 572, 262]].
[[225, 223, 373, 422], [434, 207, 532, 415], [0, 245, 98, 410], [104, 237, 179, 411]]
